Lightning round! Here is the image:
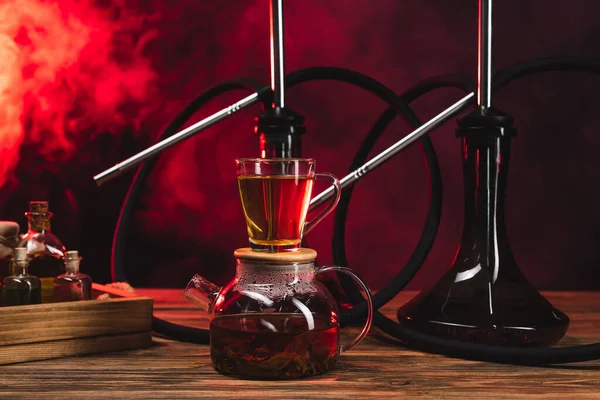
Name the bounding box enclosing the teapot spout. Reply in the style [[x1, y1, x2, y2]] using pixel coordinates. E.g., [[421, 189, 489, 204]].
[[183, 274, 221, 312]]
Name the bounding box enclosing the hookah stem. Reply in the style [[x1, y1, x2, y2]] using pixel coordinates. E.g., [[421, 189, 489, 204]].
[[474, 0, 493, 291], [478, 0, 492, 108], [270, 0, 285, 109], [259, 0, 305, 159]]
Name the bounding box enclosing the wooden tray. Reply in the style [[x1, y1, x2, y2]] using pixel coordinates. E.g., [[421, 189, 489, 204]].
[[0, 283, 153, 365]]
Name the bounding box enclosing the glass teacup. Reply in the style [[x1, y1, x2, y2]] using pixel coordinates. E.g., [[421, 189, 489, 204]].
[[236, 158, 341, 252]]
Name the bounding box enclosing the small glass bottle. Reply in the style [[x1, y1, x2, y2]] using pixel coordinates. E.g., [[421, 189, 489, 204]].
[[0, 221, 20, 281], [54, 251, 92, 302], [2, 247, 41, 306], [19, 201, 66, 303]]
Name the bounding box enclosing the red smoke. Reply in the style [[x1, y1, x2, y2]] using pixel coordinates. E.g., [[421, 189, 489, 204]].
[[0, 0, 157, 188]]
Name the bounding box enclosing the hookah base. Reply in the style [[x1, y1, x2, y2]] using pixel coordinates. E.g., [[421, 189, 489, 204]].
[[396, 290, 570, 347]]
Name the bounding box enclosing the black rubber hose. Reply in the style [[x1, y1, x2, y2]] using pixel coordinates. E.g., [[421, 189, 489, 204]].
[[333, 56, 600, 365], [494, 56, 600, 90], [283, 67, 450, 321], [332, 75, 476, 321], [375, 314, 600, 365], [111, 67, 445, 344], [111, 78, 271, 343]]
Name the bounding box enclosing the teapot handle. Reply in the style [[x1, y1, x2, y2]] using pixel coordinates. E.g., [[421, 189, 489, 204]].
[[316, 265, 373, 352]]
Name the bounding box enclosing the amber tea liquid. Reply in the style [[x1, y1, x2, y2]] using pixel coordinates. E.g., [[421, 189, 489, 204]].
[[210, 313, 339, 379], [237, 175, 313, 248], [29, 253, 63, 303]]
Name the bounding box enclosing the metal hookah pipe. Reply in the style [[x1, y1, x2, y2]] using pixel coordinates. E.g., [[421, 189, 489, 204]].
[[256, 0, 305, 158], [94, 88, 471, 191], [93, 0, 474, 188], [94, 0, 473, 193], [94, 90, 471, 214], [271, 0, 285, 111], [309, 95, 472, 207], [479, 0, 492, 109]]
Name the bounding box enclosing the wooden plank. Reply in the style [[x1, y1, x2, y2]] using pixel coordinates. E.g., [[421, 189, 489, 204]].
[[0, 287, 153, 365], [0, 331, 152, 365], [0, 297, 153, 346]]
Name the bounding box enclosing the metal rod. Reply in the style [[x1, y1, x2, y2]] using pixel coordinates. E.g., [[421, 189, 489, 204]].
[[310, 92, 475, 210], [478, 0, 492, 108], [93, 92, 260, 186], [270, 0, 285, 108]]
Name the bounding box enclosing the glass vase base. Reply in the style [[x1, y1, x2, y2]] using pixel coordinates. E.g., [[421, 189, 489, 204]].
[[397, 273, 570, 347]]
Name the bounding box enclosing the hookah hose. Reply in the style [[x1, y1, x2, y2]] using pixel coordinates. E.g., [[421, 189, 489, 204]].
[[111, 57, 600, 365], [111, 67, 440, 343], [111, 66, 444, 344]]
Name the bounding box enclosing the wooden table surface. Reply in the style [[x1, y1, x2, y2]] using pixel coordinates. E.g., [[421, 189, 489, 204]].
[[2, 289, 600, 399]]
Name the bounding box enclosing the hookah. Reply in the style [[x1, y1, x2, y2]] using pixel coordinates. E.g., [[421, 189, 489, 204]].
[[95, 0, 600, 365]]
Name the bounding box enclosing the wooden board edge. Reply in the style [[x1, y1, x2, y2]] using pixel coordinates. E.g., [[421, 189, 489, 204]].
[[0, 297, 154, 347], [0, 331, 153, 366], [0, 296, 154, 315]]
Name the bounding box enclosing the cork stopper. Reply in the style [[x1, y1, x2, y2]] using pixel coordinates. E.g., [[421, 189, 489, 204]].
[[26, 201, 52, 231], [234, 247, 317, 263], [65, 250, 79, 260], [29, 201, 49, 214], [65, 250, 81, 273], [14, 247, 27, 261]]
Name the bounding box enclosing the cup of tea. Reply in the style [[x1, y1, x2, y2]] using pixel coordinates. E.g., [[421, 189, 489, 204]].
[[236, 158, 341, 252]]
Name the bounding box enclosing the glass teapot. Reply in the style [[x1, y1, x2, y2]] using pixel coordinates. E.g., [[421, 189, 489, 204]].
[[183, 247, 373, 380]]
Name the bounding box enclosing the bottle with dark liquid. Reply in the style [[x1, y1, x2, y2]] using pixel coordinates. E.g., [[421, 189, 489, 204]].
[[19, 201, 66, 304], [54, 250, 92, 302], [183, 247, 373, 380], [2, 247, 41, 306]]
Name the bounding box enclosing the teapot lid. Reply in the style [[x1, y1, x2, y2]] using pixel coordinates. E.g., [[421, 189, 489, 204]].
[[234, 247, 317, 263]]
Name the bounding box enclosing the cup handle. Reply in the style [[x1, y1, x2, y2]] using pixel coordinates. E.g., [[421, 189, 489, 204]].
[[304, 173, 341, 236], [316, 265, 373, 352]]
